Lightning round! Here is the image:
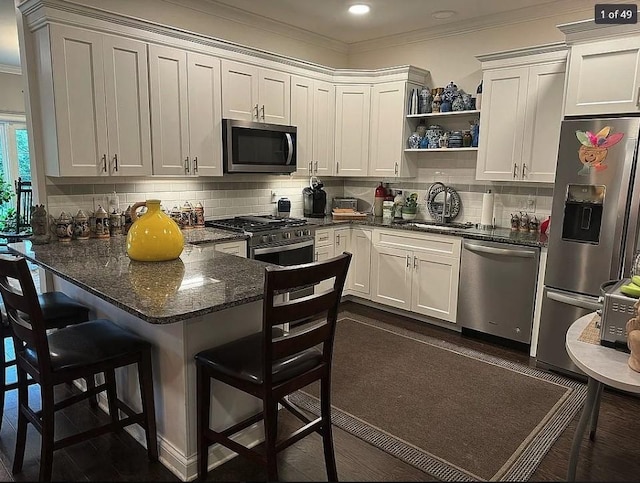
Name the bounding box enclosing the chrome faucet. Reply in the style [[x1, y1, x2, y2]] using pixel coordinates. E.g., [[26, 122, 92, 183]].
[[428, 182, 450, 223]]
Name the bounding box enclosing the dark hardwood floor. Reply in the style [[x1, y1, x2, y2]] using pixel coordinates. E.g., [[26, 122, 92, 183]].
[[1, 300, 639, 481]]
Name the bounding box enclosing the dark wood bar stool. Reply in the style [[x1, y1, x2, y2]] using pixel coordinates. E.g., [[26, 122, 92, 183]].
[[195, 252, 351, 481], [0, 282, 94, 431], [0, 255, 158, 481]]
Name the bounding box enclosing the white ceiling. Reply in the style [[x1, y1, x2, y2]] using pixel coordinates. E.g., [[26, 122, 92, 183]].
[[0, 0, 612, 70]]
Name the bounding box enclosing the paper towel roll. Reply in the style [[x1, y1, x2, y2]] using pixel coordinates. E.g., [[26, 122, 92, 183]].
[[481, 191, 494, 227]]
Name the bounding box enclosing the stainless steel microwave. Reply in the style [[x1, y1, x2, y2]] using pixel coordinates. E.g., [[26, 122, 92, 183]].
[[222, 119, 297, 174]]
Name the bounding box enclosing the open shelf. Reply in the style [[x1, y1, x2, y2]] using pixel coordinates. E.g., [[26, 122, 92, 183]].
[[405, 147, 478, 152], [407, 110, 480, 119]]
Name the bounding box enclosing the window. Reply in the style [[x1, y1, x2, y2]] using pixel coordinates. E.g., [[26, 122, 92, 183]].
[[0, 116, 32, 218]]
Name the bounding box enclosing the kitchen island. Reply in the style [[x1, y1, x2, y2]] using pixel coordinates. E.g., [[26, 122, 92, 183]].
[[7, 239, 271, 481]]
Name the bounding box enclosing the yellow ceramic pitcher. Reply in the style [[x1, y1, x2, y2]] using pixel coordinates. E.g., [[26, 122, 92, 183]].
[[126, 200, 184, 261]]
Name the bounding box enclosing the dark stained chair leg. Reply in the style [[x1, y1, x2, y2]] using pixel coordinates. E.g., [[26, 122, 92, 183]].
[[138, 350, 158, 461], [105, 369, 119, 425], [265, 395, 279, 482], [12, 366, 28, 475], [39, 384, 56, 482], [86, 375, 98, 409], [0, 324, 6, 433], [321, 375, 338, 481], [197, 364, 211, 480]]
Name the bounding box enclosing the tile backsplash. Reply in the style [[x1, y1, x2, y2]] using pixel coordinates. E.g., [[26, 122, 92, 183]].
[[45, 167, 552, 228]]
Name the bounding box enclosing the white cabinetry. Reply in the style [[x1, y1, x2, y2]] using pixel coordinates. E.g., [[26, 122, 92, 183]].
[[214, 240, 247, 257], [348, 228, 371, 297], [221, 60, 290, 125], [371, 229, 461, 323], [314, 228, 335, 294], [369, 82, 413, 177], [291, 76, 335, 176], [475, 47, 566, 183], [44, 24, 151, 177], [334, 85, 370, 176], [564, 36, 640, 116], [149, 46, 223, 176]]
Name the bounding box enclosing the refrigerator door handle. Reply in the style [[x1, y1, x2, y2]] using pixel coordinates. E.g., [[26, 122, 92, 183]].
[[546, 288, 602, 312], [613, 136, 639, 278]]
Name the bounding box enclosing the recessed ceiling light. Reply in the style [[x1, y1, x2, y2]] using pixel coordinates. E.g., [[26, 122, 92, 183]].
[[348, 4, 370, 15], [432, 10, 457, 20]]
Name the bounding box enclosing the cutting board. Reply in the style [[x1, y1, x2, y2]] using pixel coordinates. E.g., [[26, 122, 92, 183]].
[[332, 209, 368, 220]]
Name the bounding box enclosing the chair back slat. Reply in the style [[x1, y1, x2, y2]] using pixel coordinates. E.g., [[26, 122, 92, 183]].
[[262, 252, 351, 382], [268, 291, 337, 327], [0, 255, 50, 371], [271, 321, 331, 360]]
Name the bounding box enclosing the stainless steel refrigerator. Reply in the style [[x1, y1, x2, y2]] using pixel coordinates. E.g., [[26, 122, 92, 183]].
[[537, 117, 640, 376]]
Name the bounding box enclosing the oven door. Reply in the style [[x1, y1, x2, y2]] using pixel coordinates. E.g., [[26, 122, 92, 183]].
[[252, 239, 315, 301], [252, 239, 314, 266]]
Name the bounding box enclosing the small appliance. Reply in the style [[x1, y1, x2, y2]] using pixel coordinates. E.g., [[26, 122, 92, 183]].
[[303, 178, 327, 218], [332, 197, 358, 211], [222, 119, 297, 174], [600, 278, 636, 350], [277, 197, 291, 218]]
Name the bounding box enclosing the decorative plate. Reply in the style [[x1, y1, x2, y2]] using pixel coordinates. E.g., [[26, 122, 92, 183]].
[[426, 185, 461, 221]]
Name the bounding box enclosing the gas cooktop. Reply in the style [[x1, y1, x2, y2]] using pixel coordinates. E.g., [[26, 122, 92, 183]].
[[206, 215, 308, 233]]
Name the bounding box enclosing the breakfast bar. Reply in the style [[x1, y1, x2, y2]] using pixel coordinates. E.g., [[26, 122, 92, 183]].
[[7, 238, 270, 481]]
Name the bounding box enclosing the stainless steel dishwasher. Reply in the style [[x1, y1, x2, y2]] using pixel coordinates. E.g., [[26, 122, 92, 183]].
[[458, 239, 540, 344]]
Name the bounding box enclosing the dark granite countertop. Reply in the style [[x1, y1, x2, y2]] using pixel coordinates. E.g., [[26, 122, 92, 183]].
[[7, 238, 269, 325], [306, 216, 547, 248], [180, 227, 249, 245]]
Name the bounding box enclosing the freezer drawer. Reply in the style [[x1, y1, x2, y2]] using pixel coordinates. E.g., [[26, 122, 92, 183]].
[[536, 287, 594, 376], [458, 240, 539, 344]]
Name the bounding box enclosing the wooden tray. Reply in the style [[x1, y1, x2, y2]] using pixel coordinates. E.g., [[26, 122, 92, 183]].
[[332, 210, 368, 220]]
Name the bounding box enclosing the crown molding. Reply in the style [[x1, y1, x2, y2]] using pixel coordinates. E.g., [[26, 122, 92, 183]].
[[476, 42, 568, 63], [347, 0, 597, 54], [558, 12, 640, 43], [0, 63, 22, 75]]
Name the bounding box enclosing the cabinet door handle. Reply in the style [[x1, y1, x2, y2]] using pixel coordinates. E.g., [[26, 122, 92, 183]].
[[413, 256, 417, 269], [406, 255, 410, 268], [314, 161, 318, 173], [101, 154, 107, 172], [113, 154, 118, 172], [336, 234, 340, 244], [521, 163, 527, 178], [254, 104, 259, 120], [637, 86, 640, 107], [308, 161, 312, 173], [260, 105, 265, 121], [315, 251, 318, 262], [193, 156, 198, 173], [336, 161, 339, 173], [513, 163, 518, 179], [185, 157, 190, 174]]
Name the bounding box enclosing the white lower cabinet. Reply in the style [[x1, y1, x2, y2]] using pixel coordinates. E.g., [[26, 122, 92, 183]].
[[214, 240, 247, 257], [371, 229, 461, 323], [315, 228, 335, 294], [348, 228, 371, 297]]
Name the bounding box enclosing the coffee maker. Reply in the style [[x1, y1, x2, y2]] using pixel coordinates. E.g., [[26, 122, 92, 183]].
[[303, 178, 327, 218]]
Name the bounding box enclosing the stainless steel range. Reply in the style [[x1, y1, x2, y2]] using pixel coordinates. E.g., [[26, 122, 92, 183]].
[[206, 215, 315, 265]]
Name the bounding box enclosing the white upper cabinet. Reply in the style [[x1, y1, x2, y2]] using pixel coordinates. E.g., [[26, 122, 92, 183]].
[[46, 24, 151, 177], [369, 81, 409, 177], [149, 46, 222, 176], [334, 85, 370, 177], [565, 36, 640, 116], [291, 76, 335, 177], [476, 48, 566, 183], [221, 60, 290, 125]]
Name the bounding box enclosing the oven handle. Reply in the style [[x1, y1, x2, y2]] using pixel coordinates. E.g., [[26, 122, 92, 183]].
[[253, 239, 314, 256], [284, 133, 294, 165]]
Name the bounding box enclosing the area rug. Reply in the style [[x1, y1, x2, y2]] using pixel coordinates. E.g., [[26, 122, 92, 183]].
[[289, 312, 587, 482]]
